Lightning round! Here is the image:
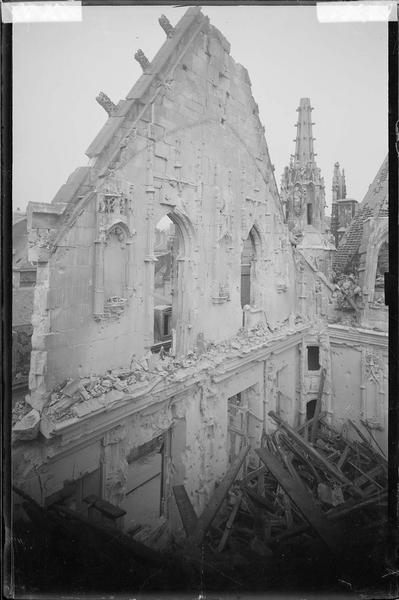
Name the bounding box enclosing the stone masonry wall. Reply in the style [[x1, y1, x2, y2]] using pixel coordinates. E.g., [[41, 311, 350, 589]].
[[27, 15, 297, 397]]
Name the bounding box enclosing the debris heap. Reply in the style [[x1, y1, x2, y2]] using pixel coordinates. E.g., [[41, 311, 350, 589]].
[[173, 411, 388, 591]]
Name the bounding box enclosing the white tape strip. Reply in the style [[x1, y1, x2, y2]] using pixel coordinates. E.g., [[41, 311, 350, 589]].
[[1, 1, 82, 23], [317, 1, 397, 23]]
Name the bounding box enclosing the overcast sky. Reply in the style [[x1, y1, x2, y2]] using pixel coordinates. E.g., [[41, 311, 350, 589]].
[[13, 5, 387, 213]]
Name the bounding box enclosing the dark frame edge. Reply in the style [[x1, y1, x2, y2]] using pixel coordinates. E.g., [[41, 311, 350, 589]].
[[388, 16, 399, 596], [1, 18, 14, 600]]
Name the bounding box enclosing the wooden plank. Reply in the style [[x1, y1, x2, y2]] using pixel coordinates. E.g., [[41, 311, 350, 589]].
[[296, 412, 327, 434], [347, 461, 384, 490], [353, 464, 384, 487], [172, 485, 198, 536], [326, 490, 388, 520], [318, 419, 373, 460], [268, 411, 364, 498], [360, 419, 387, 458], [256, 447, 341, 555], [337, 444, 350, 470], [242, 489, 265, 538], [245, 487, 275, 512], [239, 465, 265, 486], [191, 445, 250, 545], [217, 491, 243, 552], [310, 367, 326, 445], [347, 419, 388, 467]]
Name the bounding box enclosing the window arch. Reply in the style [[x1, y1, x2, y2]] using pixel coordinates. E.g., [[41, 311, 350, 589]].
[[241, 228, 257, 308], [104, 224, 129, 301], [152, 208, 195, 357]]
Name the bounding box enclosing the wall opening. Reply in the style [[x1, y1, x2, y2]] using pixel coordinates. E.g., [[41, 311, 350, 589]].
[[307, 203, 313, 225], [103, 224, 128, 303], [241, 229, 256, 308], [153, 215, 176, 353], [19, 269, 37, 288], [374, 240, 388, 304], [227, 386, 261, 471], [44, 468, 112, 523], [123, 434, 167, 534], [306, 398, 317, 420], [307, 345, 320, 371]]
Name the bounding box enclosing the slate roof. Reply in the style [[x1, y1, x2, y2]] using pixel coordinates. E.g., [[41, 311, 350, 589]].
[[333, 155, 388, 274]]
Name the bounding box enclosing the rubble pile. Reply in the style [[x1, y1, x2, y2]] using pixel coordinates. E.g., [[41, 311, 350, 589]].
[[173, 412, 388, 590], [13, 318, 305, 434], [12, 412, 389, 593]]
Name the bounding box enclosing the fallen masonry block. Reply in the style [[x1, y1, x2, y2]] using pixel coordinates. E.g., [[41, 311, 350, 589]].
[[102, 389, 125, 404], [101, 379, 113, 389], [72, 397, 104, 418], [78, 384, 91, 401], [112, 378, 128, 391], [62, 378, 81, 397], [13, 409, 40, 441]]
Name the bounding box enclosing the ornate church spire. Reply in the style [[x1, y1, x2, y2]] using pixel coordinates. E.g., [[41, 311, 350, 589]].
[[294, 98, 316, 164], [281, 97, 335, 278]]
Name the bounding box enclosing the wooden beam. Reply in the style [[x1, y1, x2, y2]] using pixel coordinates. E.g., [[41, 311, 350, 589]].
[[173, 485, 198, 536], [244, 487, 275, 513], [217, 491, 243, 552], [360, 419, 387, 458], [337, 444, 350, 470], [191, 445, 250, 545], [256, 447, 341, 555], [347, 461, 384, 490], [353, 464, 384, 487], [268, 411, 364, 498], [239, 465, 265, 486], [326, 490, 388, 520], [347, 419, 388, 467]]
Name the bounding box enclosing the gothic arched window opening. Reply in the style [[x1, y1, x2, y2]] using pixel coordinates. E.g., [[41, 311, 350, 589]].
[[241, 229, 256, 309], [153, 215, 176, 352]]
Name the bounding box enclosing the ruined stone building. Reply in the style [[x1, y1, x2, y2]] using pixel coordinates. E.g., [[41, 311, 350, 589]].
[[12, 7, 388, 555]]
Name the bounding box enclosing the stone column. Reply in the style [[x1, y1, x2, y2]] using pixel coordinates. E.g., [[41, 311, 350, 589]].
[[144, 140, 156, 349], [175, 256, 186, 356], [125, 238, 134, 297], [93, 237, 105, 317]]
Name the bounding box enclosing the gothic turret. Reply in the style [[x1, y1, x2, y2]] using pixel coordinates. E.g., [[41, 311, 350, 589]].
[[331, 162, 358, 248]]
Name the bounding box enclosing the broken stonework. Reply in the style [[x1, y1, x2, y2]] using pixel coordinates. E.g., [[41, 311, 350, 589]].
[[12, 409, 40, 441]]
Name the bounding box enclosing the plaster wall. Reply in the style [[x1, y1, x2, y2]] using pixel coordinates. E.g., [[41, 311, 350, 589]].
[[330, 333, 388, 454], [12, 288, 35, 327]]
